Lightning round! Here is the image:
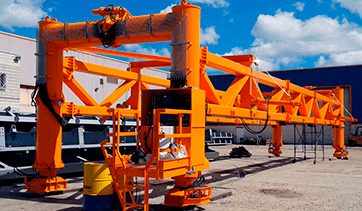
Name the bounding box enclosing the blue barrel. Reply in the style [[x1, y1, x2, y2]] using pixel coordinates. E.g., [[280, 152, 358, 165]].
[[83, 194, 113, 211]]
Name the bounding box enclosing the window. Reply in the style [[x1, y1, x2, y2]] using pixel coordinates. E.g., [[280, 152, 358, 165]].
[[0, 73, 6, 91], [107, 76, 118, 84]]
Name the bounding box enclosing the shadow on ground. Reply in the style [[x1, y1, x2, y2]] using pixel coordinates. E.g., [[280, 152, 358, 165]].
[[0, 155, 307, 210]]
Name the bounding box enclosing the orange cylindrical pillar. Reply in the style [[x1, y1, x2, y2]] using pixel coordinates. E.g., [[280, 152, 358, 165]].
[[332, 87, 349, 158], [27, 17, 67, 194], [269, 125, 283, 156], [33, 17, 65, 176], [172, 1, 201, 88]]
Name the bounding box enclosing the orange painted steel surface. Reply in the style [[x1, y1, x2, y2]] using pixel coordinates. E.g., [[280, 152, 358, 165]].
[[29, 0, 355, 209], [172, 1, 201, 88]]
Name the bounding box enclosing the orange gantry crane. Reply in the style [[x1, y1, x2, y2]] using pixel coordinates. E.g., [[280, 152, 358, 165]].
[[25, 1, 356, 210]]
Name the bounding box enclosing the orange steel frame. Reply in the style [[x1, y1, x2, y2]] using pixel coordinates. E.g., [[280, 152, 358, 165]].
[[26, 0, 356, 209]]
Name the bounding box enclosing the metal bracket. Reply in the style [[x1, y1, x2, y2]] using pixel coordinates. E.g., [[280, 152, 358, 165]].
[[78, 126, 85, 148], [0, 127, 5, 151], [34, 52, 47, 56], [149, 15, 153, 34]]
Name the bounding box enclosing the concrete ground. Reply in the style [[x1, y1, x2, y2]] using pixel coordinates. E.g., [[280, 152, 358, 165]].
[[0, 144, 362, 211]]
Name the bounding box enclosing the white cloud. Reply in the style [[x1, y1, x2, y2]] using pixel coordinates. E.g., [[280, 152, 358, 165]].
[[314, 55, 327, 67], [315, 51, 362, 67], [318, 0, 323, 4], [293, 2, 305, 12], [226, 9, 362, 70], [123, 44, 171, 57], [0, 0, 47, 31], [333, 0, 362, 18], [188, 0, 229, 8], [200, 26, 220, 45], [160, 4, 177, 14]]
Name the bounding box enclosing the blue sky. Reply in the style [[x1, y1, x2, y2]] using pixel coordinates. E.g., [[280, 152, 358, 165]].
[[1, 0, 362, 74]]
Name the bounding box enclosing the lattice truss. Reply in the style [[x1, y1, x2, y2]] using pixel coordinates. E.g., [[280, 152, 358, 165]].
[[38, 7, 354, 128], [198, 47, 354, 127]]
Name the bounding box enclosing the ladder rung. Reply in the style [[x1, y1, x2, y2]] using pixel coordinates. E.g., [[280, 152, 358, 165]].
[[125, 203, 144, 207], [129, 185, 145, 189], [107, 132, 138, 137]]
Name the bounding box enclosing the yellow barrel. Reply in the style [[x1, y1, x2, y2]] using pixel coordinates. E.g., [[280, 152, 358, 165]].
[[83, 162, 113, 196]]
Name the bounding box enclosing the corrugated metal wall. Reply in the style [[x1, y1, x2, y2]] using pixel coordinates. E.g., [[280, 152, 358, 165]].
[[0, 51, 20, 111], [0, 32, 36, 86]]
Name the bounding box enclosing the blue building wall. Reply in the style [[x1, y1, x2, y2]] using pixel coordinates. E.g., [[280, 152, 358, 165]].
[[209, 65, 362, 123]]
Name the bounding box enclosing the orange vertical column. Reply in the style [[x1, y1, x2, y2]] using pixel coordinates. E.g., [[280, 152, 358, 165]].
[[333, 87, 349, 158], [269, 125, 283, 156], [172, 0, 201, 88], [33, 44, 65, 175], [26, 17, 67, 193]]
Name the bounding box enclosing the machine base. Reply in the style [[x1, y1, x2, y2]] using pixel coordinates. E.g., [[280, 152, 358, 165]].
[[25, 176, 68, 194], [333, 150, 349, 159], [268, 147, 282, 156], [164, 185, 212, 207]]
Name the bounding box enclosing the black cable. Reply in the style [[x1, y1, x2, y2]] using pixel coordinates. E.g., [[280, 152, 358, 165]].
[[242, 97, 270, 134], [93, 19, 120, 48], [133, 177, 139, 204], [13, 167, 38, 177], [143, 125, 153, 152], [12, 152, 39, 177], [30, 85, 39, 107], [105, 4, 116, 22], [38, 84, 68, 126], [176, 173, 206, 191]]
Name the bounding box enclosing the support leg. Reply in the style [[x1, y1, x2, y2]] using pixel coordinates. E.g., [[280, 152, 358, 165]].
[[25, 96, 67, 193], [26, 34, 67, 193], [333, 126, 349, 158], [269, 125, 283, 156], [332, 87, 348, 159]]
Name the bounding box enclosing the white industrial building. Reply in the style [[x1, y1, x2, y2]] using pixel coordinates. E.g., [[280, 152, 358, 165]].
[[0, 31, 168, 113]]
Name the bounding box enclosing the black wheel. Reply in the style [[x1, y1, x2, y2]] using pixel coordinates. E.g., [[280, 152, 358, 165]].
[[292, 159, 296, 163], [313, 160, 316, 165]]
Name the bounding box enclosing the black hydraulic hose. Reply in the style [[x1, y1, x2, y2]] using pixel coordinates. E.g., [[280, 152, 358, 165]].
[[93, 20, 119, 48], [144, 125, 153, 152], [38, 83, 68, 126], [242, 97, 270, 134]]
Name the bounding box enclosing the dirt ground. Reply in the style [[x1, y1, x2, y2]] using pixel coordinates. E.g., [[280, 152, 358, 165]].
[[0, 144, 362, 211]]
